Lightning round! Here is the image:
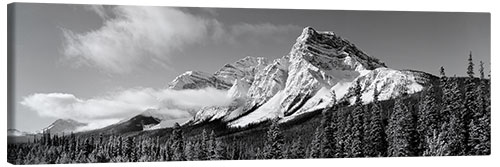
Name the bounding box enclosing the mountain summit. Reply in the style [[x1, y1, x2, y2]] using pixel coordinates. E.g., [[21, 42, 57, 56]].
[[39, 119, 87, 134], [107, 27, 435, 131], [190, 27, 435, 127]]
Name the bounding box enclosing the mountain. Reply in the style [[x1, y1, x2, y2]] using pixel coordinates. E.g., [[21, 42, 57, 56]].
[[110, 56, 271, 130], [7, 129, 30, 137], [168, 56, 269, 90], [39, 119, 87, 134], [101, 26, 436, 133], [168, 71, 232, 90], [191, 27, 436, 127]]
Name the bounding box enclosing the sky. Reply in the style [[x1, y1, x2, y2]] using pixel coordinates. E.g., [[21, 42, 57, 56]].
[[8, 3, 490, 132]]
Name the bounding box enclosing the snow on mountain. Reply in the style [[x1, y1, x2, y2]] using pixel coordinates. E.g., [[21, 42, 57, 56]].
[[168, 71, 232, 90], [278, 27, 386, 116], [341, 68, 433, 105], [169, 56, 269, 91], [215, 56, 269, 85], [246, 57, 290, 108], [227, 78, 251, 99], [224, 27, 434, 127], [136, 108, 192, 130], [7, 129, 31, 137], [229, 90, 285, 127], [118, 26, 435, 130], [39, 119, 87, 134]]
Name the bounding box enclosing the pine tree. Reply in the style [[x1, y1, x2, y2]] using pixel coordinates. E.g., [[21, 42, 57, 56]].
[[467, 61, 490, 155], [212, 140, 225, 160], [467, 51, 474, 77], [208, 130, 224, 160], [386, 86, 414, 157], [442, 79, 467, 156], [351, 80, 365, 157], [321, 123, 337, 158], [343, 111, 354, 157], [362, 105, 372, 156], [263, 119, 284, 159], [319, 100, 336, 158], [417, 84, 440, 155], [463, 52, 477, 154], [309, 127, 322, 158], [171, 123, 185, 161], [123, 136, 136, 162], [288, 138, 305, 159], [184, 140, 195, 161], [423, 129, 449, 156], [439, 67, 452, 124], [367, 85, 386, 157], [199, 129, 209, 160]]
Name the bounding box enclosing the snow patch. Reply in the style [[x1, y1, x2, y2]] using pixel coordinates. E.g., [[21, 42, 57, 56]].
[[229, 91, 285, 128]]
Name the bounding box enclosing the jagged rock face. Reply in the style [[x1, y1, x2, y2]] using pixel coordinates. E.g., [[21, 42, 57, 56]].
[[246, 57, 289, 107], [215, 56, 269, 85], [278, 27, 386, 116], [178, 26, 435, 128], [169, 57, 269, 91], [227, 78, 251, 99], [168, 71, 232, 90]]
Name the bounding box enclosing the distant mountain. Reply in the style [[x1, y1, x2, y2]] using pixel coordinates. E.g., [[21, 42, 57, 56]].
[[168, 56, 269, 90], [91, 108, 191, 135], [39, 119, 87, 134], [7, 129, 30, 137]]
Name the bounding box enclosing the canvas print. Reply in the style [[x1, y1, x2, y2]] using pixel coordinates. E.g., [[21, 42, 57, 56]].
[[7, 3, 490, 164]]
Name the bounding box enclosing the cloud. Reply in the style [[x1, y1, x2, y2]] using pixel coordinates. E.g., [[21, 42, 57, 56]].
[[20, 87, 232, 130], [62, 6, 222, 73], [84, 5, 111, 20], [62, 6, 300, 74]]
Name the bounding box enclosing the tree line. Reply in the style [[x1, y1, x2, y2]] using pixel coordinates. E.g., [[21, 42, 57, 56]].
[[7, 53, 490, 164]]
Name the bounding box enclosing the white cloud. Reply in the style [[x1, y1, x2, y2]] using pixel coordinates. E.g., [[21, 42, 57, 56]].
[[62, 6, 222, 73], [20, 87, 232, 130], [62, 6, 300, 74]]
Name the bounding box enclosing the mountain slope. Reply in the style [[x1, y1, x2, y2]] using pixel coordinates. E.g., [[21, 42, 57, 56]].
[[192, 27, 436, 128], [39, 119, 87, 134], [91, 26, 437, 132]]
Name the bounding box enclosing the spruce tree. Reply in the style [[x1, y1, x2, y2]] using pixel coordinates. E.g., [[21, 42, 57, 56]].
[[321, 123, 336, 158], [123, 136, 136, 162], [171, 123, 185, 161], [417, 84, 440, 155], [208, 130, 224, 160], [199, 129, 209, 160], [309, 127, 322, 158], [289, 138, 305, 159], [351, 80, 365, 157], [442, 79, 467, 156], [367, 85, 386, 157], [468, 61, 490, 155], [463, 52, 477, 154], [423, 129, 449, 156], [386, 86, 414, 157], [343, 111, 354, 157], [184, 140, 195, 161], [263, 119, 284, 159]]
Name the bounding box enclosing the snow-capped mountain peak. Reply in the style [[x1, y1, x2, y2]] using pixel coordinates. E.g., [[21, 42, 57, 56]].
[[191, 27, 435, 128], [38, 119, 87, 134]]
